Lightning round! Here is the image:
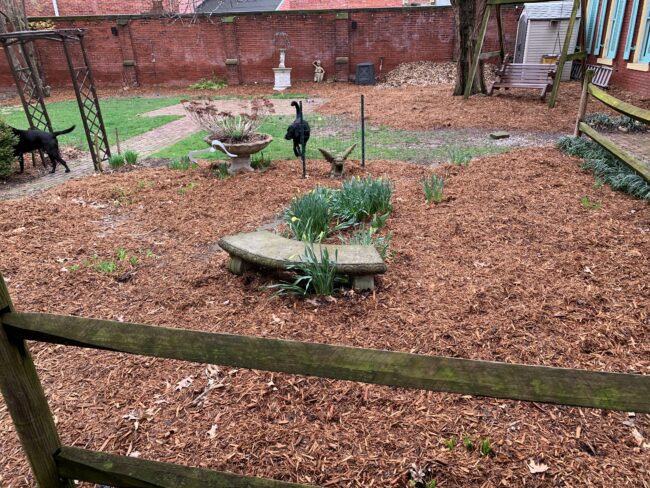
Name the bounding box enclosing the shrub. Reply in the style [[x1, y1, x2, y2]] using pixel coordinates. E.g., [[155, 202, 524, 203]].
[[558, 136, 650, 201], [343, 225, 392, 260], [284, 186, 333, 242], [0, 119, 18, 178], [109, 154, 125, 169], [123, 150, 138, 165], [422, 174, 445, 204], [331, 176, 393, 223], [584, 112, 647, 133], [272, 245, 344, 296], [188, 77, 227, 90]]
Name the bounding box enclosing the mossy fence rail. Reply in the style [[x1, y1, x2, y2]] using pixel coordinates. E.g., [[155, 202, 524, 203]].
[[575, 69, 650, 182], [1, 272, 649, 488]]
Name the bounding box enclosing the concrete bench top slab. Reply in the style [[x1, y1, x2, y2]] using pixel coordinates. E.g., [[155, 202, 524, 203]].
[[218, 231, 387, 276]]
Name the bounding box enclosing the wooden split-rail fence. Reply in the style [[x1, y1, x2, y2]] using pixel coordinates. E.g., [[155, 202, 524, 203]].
[[1, 271, 649, 487]]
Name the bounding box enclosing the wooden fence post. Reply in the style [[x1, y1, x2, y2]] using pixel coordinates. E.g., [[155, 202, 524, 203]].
[[574, 70, 594, 137], [0, 272, 72, 487]]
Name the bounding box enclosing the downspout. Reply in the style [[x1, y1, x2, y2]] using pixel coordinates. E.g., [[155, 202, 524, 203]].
[[52, 0, 60, 16]]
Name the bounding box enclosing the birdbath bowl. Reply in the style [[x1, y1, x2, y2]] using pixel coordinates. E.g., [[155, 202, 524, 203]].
[[204, 134, 273, 174]]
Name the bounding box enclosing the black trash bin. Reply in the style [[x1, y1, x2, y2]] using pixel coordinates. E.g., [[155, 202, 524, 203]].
[[356, 62, 375, 85]]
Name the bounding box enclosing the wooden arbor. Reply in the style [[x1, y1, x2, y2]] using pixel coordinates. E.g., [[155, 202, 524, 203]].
[[464, 0, 587, 108], [0, 29, 110, 171]]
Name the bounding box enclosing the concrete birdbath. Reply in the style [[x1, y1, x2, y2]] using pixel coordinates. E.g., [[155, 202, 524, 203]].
[[204, 134, 273, 174]]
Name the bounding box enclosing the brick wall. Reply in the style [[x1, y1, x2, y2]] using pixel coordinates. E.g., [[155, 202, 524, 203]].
[[1, 6, 518, 92], [25, 0, 159, 16], [586, 0, 650, 97]]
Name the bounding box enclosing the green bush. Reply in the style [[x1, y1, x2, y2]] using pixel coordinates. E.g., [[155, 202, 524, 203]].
[[584, 112, 647, 133], [284, 186, 333, 242], [0, 119, 18, 178], [108, 154, 125, 169], [123, 150, 139, 165], [188, 77, 227, 91], [331, 176, 393, 223], [558, 136, 650, 201], [271, 245, 344, 296], [422, 174, 445, 204]]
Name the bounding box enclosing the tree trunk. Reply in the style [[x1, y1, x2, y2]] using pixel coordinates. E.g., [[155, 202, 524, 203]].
[[451, 0, 488, 96]]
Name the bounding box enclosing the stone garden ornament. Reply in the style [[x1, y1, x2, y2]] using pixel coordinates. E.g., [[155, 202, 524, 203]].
[[313, 60, 325, 83], [318, 144, 356, 178], [273, 32, 291, 91]]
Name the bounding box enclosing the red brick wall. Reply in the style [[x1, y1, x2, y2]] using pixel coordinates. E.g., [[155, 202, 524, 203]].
[[0, 6, 519, 92], [587, 0, 650, 97], [25, 0, 159, 16]]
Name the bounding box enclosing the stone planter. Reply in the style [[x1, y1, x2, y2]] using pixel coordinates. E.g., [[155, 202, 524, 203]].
[[204, 134, 273, 174]]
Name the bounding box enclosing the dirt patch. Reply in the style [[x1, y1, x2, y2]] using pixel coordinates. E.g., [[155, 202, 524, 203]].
[[0, 150, 649, 487]]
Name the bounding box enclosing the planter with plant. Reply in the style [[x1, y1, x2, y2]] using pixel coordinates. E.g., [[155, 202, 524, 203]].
[[183, 98, 275, 174]]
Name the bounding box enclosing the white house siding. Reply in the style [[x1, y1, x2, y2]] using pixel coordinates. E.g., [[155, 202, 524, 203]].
[[523, 19, 580, 80]]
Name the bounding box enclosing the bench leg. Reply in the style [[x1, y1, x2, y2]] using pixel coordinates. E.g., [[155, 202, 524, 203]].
[[228, 256, 249, 275], [352, 275, 375, 291]]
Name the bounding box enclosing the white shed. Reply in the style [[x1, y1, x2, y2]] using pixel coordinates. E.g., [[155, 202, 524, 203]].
[[514, 1, 580, 81]]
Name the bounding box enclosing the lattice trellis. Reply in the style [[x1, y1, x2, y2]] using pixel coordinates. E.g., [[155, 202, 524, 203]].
[[0, 29, 111, 172]]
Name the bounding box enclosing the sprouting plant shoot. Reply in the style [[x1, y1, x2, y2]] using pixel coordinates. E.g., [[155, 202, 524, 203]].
[[422, 174, 444, 204]]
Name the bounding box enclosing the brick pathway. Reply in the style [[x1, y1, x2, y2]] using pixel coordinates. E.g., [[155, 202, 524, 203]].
[[0, 98, 324, 202]]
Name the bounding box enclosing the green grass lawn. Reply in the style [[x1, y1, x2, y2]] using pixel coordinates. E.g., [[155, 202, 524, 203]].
[[1, 96, 184, 149], [153, 114, 510, 164]]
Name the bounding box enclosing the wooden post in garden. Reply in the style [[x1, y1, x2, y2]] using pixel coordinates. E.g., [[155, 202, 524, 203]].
[[574, 70, 594, 137], [0, 272, 73, 488]]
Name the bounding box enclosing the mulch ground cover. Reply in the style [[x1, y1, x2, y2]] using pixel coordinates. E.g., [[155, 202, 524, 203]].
[[1, 148, 649, 487]]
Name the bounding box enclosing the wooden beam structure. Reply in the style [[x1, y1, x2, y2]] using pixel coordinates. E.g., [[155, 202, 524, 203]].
[[465, 0, 584, 108]]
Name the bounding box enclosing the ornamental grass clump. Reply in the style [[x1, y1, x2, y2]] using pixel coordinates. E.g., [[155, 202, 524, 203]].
[[343, 225, 392, 260], [284, 186, 333, 243], [558, 136, 650, 201], [182, 98, 275, 142], [331, 176, 393, 223], [272, 246, 345, 296], [422, 174, 445, 204]]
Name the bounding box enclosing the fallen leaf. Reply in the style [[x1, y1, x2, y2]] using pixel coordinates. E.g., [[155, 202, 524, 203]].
[[175, 376, 194, 391], [207, 424, 218, 438], [527, 459, 549, 474]]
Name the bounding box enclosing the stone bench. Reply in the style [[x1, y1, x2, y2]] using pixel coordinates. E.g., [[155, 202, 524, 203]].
[[218, 231, 387, 290]]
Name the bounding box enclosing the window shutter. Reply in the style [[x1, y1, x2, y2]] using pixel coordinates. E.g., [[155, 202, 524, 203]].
[[586, 0, 602, 54], [605, 0, 628, 59], [623, 0, 639, 59]]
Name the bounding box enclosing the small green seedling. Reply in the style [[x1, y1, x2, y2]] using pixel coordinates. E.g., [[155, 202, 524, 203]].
[[214, 163, 230, 180], [67, 264, 80, 272], [129, 256, 139, 266], [178, 181, 199, 194], [443, 435, 457, 450], [169, 158, 197, 171], [462, 435, 474, 451], [95, 260, 117, 273], [580, 195, 602, 209], [116, 248, 128, 261], [145, 249, 157, 259], [594, 178, 603, 189], [479, 438, 493, 457], [422, 174, 445, 204], [426, 480, 437, 488]]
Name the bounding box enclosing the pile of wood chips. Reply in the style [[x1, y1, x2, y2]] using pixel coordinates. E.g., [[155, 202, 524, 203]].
[[378, 61, 498, 89]]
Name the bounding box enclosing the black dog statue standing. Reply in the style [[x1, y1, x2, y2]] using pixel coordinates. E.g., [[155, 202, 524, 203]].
[[12, 125, 75, 174], [285, 101, 310, 157]]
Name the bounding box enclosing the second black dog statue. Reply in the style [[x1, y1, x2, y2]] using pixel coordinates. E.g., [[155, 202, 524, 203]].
[[12, 125, 75, 174], [284, 101, 310, 158]]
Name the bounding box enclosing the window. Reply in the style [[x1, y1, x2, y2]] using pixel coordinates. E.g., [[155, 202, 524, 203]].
[[604, 0, 628, 59]]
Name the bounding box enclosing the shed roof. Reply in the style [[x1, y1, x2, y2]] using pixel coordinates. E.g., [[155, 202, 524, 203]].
[[196, 0, 283, 13], [523, 1, 580, 20]]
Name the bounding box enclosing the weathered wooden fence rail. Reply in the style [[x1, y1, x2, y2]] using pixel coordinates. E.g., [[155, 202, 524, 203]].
[[575, 70, 650, 182], [1, 272, 649, 488]]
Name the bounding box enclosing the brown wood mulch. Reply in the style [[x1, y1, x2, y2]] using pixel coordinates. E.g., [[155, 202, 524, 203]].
[[0, 150, 649, 487]]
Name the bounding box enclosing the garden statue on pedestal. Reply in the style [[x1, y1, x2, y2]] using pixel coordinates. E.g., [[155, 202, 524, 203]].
[[313, 60, 325, 83], [183, 98, 275, 174]]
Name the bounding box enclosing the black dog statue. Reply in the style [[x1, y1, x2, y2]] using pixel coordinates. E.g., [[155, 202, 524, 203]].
[[12, 125, 75, 174], [285, 101, 310, 157]]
